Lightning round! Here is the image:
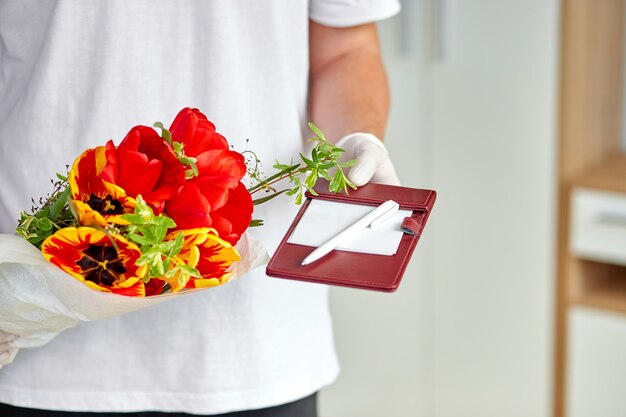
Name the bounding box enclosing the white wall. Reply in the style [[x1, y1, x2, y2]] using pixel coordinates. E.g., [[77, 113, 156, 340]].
[[429, 2, 558, 416], [320, 1, 559, 416]]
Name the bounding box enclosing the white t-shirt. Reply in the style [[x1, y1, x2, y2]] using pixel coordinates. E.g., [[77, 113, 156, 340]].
[[0, 0, 400, 414]]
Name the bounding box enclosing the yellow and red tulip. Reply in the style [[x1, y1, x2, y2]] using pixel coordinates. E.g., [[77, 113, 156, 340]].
[[165, 228, 240, 292], [41, 227, 147, 296], [69, 147, 136, 226]]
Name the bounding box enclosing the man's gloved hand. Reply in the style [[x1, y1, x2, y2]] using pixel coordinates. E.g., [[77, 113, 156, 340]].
[[0, 330, 16, 363], [335, 132, 401, 187]]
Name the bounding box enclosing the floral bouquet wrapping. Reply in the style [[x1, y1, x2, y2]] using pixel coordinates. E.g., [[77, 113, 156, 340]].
[[0, 108, 356, 366]]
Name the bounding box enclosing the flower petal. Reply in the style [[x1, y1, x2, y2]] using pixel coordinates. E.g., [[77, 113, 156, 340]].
[[115, 150, 163, 197], [209, 182, 253, 245], [189, 149, 246, 211], [69, 147, 109, 200], [165, 183, 212, 230], [169, 107, 228, 157]]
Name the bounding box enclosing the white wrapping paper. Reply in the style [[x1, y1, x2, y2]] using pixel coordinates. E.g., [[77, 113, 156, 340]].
[[0, 233, 268, 366]]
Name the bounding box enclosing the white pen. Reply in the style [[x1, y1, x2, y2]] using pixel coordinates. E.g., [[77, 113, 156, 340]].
[[301, 200, 400, 266]]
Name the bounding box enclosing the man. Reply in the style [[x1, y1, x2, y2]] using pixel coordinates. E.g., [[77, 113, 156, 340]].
[[0, 1, 401, 415]]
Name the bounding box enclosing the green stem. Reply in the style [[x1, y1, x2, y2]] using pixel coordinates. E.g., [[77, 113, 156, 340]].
[[252, 189, 289, 205], [247, 163, 300, 193]]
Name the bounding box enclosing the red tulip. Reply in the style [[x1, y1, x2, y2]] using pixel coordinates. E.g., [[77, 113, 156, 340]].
[[169, 107, 228, 157], [164, 108, 252, 245], [100, 126, 186, 214]]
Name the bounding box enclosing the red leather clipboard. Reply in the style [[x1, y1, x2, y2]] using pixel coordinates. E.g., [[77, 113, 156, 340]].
[[265, 182, 436, 292]]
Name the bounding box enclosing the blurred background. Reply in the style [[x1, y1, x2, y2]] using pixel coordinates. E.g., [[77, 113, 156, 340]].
[[318, 1, 626, 417]]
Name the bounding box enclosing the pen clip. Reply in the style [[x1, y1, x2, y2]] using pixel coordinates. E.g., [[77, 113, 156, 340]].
[[369, 201, 400, 229]]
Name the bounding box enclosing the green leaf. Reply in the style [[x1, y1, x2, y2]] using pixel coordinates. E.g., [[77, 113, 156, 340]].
[[134, 196, 153, 218], [154, 122, 173, 145], [152, 258, 165, 277], [178, 264, 201, 276], [158, 216, 177, 229], [299, 153, 315, 168], [35, 207, 49, 219], [330, 146, 346, 157], [249, 219, 264, 227], [169, 232, 185, 257], [161, 129, 172, 145], [49, 187, 70, 219], [154, 222, 169, 243], [305, 171, 317, 189], [165, 268, 178, 279], [329, 169, 343, 193], [163, 130, 172, 144], [318, 163, 336, 170], [345, 177, 357, 190], [295, 191, 303, 205], [140, 251, 164, 277], [319, 169, 332, 181], [188, 160, 199, 177], [308, 122, 325, 140], [135, 253, 151, 266], [273, 160, 292, 170], [154, 240, 177, 254], [120, 214, 148, 225], [141, 227, 156, 244], [252, 189, 289, 205], [37, 217, 53, 231], [316, 142, 332, 155], [285, 187, 299, 196], [153, 122, 173, 144], [127, 233, 152, 246], [311, 148, 319, 164], [339, 159, 358, 168]]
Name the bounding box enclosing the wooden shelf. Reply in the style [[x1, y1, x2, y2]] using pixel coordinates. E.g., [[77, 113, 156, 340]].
[[574, 153, 626, 194], [555, 1, 626, 416], [568, 153, 626, 316], [570, 260, 626, 315]]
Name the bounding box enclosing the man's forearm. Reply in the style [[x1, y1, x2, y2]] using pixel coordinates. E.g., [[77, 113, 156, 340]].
[[308, 21, 390, 142]]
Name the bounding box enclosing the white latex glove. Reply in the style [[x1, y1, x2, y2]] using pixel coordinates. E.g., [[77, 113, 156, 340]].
[[0, 330, 16, 364], [335, 132, 401, 187]]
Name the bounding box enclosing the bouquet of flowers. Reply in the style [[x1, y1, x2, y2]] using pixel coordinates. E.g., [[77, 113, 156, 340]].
[[0, 107, 356, 365]]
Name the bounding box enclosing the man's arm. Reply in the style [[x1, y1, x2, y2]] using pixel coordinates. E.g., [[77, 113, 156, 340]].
[[308, 20, 390, 141], [308, 20, 400, 186]]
